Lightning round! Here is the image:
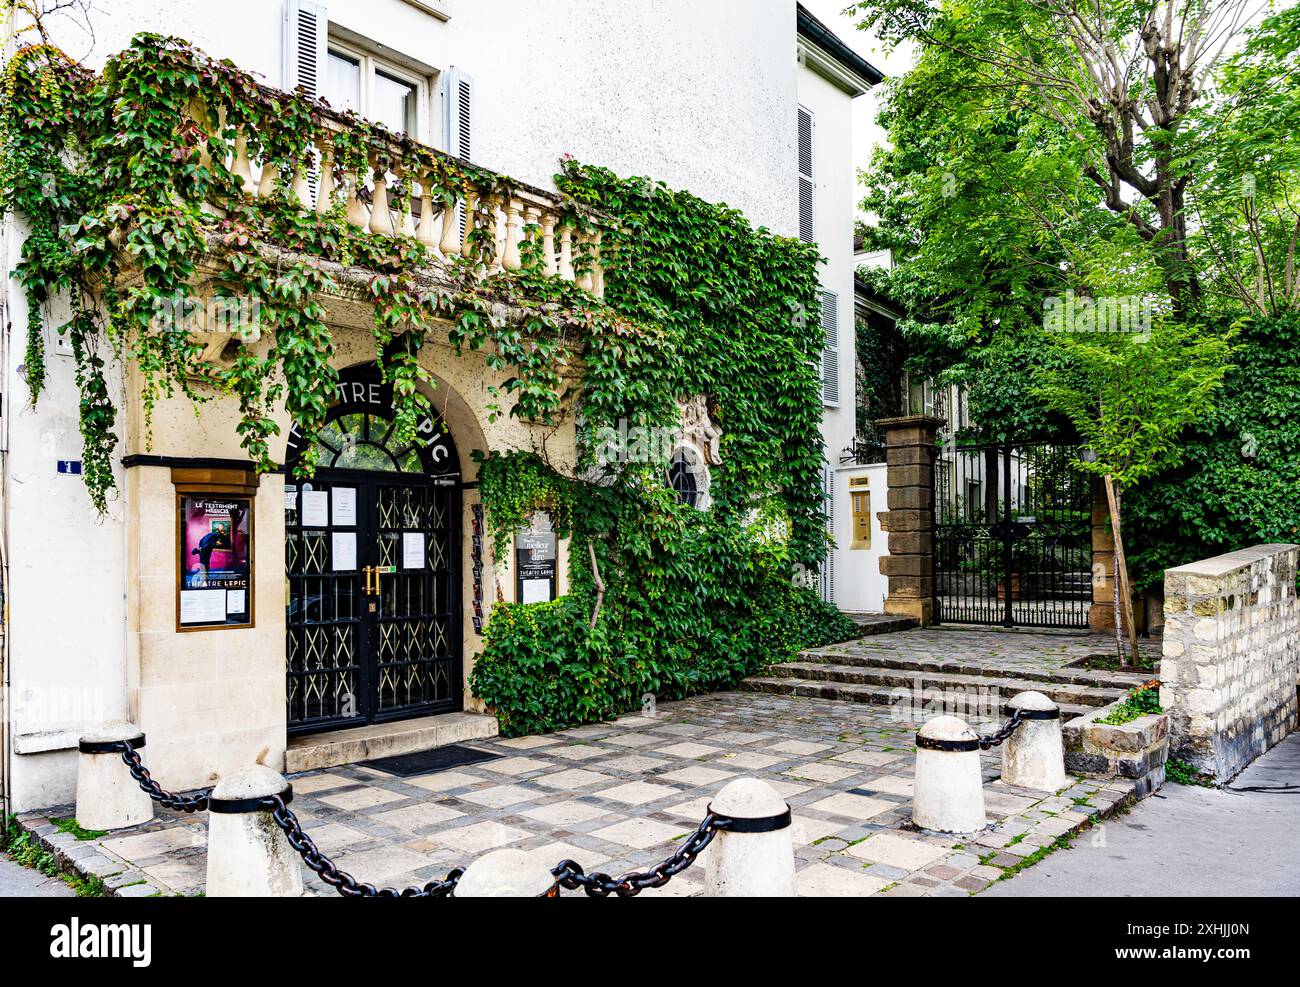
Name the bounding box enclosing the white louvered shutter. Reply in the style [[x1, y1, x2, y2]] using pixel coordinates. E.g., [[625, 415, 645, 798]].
[[798, 106, 815, 244], [285, 1, 327, 204], [821, 290, 840, 406], [284, 1, 327, 96], [444, 68, 474, 237], [444, 68, 474, 161]]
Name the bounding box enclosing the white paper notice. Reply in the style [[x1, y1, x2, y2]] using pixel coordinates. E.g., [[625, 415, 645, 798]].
[[226, 589, 247, 615], [521, 579, 551, 604], [301, 490, 328, 527], [332, 532, 357, 571], [402, 532, 425, 569], [180, 589, 226, 624], [284, 484, 297, 511], [332, 487, 357, 526]]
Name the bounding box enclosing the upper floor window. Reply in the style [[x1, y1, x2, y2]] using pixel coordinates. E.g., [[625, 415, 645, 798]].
[[325, 42, 427, 139]]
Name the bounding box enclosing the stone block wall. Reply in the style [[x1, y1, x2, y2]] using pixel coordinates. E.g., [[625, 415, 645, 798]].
[[1063, 707, 1169, 800], [1161, 544, 1300, 781]]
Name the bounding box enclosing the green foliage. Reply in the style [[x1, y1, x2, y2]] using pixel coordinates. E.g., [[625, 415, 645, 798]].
[[472, 582, 854, 738], [1096, 682, 1162, 726], [0, 35, 648, 510], [1165, 758, 1217, 788], [469, 163, 847, 734], [1032, 320, 1237, 490], [1124, 314, 1300, 591]]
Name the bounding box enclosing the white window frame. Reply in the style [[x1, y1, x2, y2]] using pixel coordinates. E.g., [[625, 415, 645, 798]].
[[326, 37, 433, 144]]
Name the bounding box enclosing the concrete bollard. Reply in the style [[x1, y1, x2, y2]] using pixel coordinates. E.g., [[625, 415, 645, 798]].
[[913, 715, 987, 833], [205, 765, 304, 897], [455, 847, 559, 897], [704, 777, 794, 896], [1001, 691, 1068, 792], [76, 722, 153, 831]]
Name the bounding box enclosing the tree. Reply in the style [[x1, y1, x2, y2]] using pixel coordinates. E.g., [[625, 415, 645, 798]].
[[1032, 320, 1236, 662], [850, 0, 1267, 317]]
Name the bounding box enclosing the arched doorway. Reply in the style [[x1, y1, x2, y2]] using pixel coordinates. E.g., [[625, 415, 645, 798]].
[[283, 363, 462, 734]]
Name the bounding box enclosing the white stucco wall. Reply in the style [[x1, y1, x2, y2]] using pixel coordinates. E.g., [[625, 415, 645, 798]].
[[2, 220, 130, 810], [33, 0, 798, 235]]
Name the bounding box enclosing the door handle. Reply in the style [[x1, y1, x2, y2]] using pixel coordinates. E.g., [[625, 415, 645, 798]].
[[362, 565, 374, 595]]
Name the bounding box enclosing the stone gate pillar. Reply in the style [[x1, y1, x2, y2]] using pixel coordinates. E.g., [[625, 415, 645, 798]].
[[875, 415, 943, 626], [1088, 476, 1117, 633]]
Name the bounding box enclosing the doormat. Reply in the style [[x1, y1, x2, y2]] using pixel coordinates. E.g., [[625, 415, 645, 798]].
[[360, 744, 502, 777]]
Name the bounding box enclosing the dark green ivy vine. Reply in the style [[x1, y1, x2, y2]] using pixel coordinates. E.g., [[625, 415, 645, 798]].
[[470, 163, 856, 735]]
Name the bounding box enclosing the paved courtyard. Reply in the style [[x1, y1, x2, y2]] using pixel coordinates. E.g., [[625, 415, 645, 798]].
[[16, 685, 1134, 897]]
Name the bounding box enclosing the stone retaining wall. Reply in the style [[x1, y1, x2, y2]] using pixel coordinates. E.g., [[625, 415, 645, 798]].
[[1161, 543, 1300, 781]]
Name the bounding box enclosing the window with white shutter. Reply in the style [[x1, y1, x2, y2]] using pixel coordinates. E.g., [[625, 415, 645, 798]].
[[444, 68, 474, 161], [284, 1, 327, 96], [820, 289, 840, 406], [798, 105, 815, 244]]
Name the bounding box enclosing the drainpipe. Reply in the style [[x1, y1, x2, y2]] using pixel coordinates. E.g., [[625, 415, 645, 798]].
[[0, 214, 12, 823]]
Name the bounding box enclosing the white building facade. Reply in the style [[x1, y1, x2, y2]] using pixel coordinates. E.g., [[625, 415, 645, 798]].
[[0, 0, 880, 811]]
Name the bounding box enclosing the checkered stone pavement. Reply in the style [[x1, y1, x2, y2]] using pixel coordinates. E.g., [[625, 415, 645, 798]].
[[13, 689, 1136, 897]]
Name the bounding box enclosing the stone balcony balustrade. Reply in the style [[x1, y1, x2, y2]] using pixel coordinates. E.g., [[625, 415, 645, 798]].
[[190, 96, 605, 300]]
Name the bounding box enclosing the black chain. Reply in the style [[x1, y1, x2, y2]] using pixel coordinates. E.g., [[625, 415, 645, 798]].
[[117, 744, 212, 813], [107, 741, 741, 898], [552, 812, 730, 897], [977, 709, 1024, 750], [265, 794, 463, 897]]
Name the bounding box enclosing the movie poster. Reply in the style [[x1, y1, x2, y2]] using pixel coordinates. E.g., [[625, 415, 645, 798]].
[[178, 495, 252, 628]]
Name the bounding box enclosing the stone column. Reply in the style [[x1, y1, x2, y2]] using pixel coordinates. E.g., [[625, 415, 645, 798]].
[[875, 415, 943, 626], [1088, 476, 1117, 633]]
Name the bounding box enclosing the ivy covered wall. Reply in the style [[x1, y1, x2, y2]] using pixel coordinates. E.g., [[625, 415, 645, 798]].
[[470, 163, 856, 735], [0, 35, 854, 739]]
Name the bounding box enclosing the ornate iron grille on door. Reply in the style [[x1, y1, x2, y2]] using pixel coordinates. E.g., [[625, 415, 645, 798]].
[[933, 442, 1091, 628], [284, 362, 461, 734]]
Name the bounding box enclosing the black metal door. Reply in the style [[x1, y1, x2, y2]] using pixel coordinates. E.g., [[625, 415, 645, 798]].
[[934, 442, 1091, 628], [286, 474, 461, 734]]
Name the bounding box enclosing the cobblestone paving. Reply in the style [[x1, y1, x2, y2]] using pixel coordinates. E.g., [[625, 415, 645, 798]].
[[15, 688, 1135, 898]]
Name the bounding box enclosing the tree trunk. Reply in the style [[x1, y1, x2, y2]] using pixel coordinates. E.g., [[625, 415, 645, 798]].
[[1103, 475, 1140, 667]]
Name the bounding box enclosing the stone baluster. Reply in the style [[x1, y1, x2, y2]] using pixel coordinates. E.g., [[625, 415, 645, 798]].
[[538, 209, 558, 276], [440, 190, 462, 257], [417, 172, 438, 248], [315, 142, 336, 217], [460, 190, 479, 260], [576, 230, 594, 292], [589, 229, 605, 298], [558, 223, 575, 281], [290, 152, 313, 212], [368, 157, 396, 237], [344, 167, 369, 229], [489, 197, 506, 273], [231, 131, 256, 196], [503, 199, 523, 271], [394, 164, 417, 238], [257, 159, 280, 199]]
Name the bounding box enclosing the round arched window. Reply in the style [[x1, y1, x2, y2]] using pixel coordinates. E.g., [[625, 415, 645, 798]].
[[667, 443, 711, 510]]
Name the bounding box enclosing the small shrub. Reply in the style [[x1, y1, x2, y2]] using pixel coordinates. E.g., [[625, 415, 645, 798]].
[[1096, 680, 1162, 725]]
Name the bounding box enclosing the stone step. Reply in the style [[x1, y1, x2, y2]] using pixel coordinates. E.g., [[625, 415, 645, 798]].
[[843, 613, 920, 638], [795, 647, 1152, 690], [285, 712, 498, 774], [763, 661, 1128, 708], [739, 675, 1097, 721]]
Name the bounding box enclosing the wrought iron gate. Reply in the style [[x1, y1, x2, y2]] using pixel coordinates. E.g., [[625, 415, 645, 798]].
[[934, 442, 1092, 628]]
